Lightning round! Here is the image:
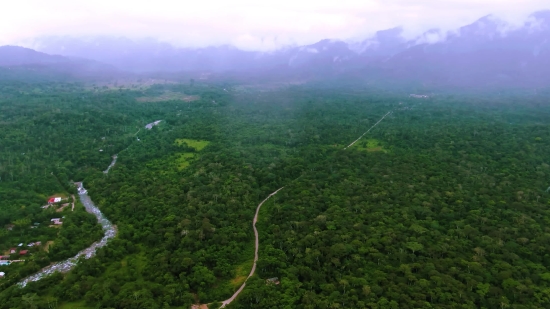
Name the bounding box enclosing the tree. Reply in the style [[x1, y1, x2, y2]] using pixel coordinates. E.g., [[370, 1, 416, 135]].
[[405, 242, 424, 254], [22, 293, 38, 309]]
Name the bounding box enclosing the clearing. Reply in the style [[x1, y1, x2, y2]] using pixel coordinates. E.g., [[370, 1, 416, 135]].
[[46, 193, 69, 200], [353, 138, 387, 153], [230, 259, 254, 288], [175, 139, 210, 151], [175, 153, 196, 170], [44, 241, 54, 252]]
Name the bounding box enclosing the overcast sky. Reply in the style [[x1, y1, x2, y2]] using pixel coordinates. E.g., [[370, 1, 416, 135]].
[[2, 0, 549, 51]]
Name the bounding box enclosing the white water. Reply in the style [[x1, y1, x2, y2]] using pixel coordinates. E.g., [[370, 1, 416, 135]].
[[18, 185, 116, 287], [103, 155, 118, 174]]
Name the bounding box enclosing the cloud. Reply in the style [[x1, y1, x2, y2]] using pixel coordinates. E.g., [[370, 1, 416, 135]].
[[1, 0, 549, 51]]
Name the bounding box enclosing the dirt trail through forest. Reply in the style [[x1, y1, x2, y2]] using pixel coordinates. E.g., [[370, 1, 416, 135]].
[[344, 111, 392, 149], [219, 187, 284, 308], [217, 110, 393, 307]]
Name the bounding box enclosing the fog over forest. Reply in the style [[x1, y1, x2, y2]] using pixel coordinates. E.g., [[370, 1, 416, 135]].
[[2, 4, 550, 309], [0, 9, 549, 88]]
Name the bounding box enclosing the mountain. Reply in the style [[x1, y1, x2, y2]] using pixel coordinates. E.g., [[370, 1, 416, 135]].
[[18, 10, 550, 87], [0, 45, 118, 81], [0, 46, 70, 66], [378, 11, 550, 87], [30, 28, 407, 74]]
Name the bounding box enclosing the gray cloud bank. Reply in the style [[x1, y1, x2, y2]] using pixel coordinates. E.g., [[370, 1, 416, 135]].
[[2, 0, 549, 51]]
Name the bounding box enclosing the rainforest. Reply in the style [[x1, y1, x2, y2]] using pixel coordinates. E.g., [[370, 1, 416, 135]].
[[1, 77, 550, 309]]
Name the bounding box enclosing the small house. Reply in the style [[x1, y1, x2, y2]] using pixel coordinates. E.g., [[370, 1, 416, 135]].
[[266, 277, 280, 285], [17, 243, 23, 247], [51, 218, 62, 225], [0, 261, 9, 266], [5, 224, 14, 231], [19, 250, 28, 255], [27, 241, 41, 247], [9, 248, 16, 254], [48, 197, 62, 204], [0, 272, 5, 277]]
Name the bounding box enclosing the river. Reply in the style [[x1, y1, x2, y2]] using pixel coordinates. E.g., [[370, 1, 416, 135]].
[[103, 155, 118, 174], [18, 185, 117, 287]]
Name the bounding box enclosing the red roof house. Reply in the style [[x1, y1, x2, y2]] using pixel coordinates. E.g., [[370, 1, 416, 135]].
[[19, 250, 28, 255]]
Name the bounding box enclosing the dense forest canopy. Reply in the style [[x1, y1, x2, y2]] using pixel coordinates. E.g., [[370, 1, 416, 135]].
[[1, 76, 550, 309]]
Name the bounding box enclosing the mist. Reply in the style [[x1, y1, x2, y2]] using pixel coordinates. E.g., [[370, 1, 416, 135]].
[[2, 0, 549, 50], [0, 3, 549, 91]]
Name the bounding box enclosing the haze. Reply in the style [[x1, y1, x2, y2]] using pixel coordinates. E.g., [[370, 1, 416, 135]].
[[3, 0, 550, 50]]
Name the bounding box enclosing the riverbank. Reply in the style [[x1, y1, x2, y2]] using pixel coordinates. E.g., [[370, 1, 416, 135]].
[[18, 185, 117, 287]]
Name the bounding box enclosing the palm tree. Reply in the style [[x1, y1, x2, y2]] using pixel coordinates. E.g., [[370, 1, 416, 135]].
[[22, 293, 38, 309]]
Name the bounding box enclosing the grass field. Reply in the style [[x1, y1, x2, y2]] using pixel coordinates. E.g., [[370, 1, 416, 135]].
[[230, 259, 254, 288], [175, 139, 210, 151], [175, 153, 197, 170], [353, 138, 387, 152]]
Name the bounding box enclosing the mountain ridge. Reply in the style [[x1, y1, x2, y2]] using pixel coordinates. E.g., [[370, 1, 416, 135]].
[[3, 10, 550, 87]]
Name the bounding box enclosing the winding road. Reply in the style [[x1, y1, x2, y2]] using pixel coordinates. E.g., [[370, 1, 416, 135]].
[[219, 187, 285, 308], [216, 110, 394, 307], [17, 109, 393, 302]]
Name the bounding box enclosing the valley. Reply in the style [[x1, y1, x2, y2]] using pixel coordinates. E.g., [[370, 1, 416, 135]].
[[1, 78, 550, 309]]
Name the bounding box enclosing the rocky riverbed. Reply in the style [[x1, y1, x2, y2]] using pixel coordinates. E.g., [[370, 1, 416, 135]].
[[19, 185, 116, 287]]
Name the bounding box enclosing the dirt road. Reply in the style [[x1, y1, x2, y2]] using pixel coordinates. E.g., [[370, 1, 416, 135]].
[[344, 111, 392, 149], [219, 187, 284, 308]]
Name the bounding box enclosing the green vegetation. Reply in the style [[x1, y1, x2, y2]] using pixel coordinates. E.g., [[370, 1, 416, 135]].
[[230, 254, 254, 289], [173, 139, 210, 170], [175, 152, 197, 170], [1, 76, 550, 309], [136, 91, 199, 103], [175, 138, 210, 151], [58, 300, 93, 309], [353, 138, 387, 152]]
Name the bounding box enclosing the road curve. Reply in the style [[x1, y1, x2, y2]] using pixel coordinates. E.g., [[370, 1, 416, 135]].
[[220, 187, 285, 308]]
